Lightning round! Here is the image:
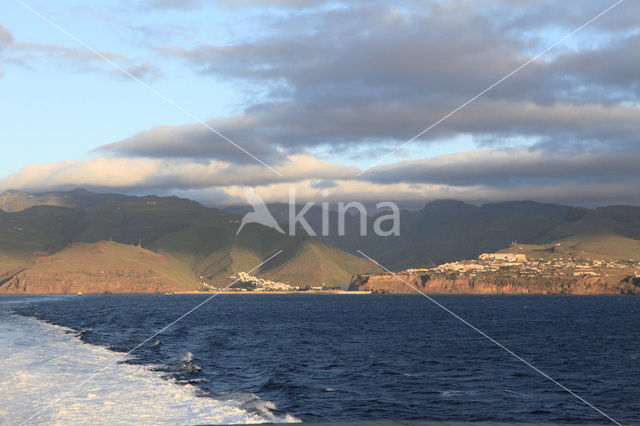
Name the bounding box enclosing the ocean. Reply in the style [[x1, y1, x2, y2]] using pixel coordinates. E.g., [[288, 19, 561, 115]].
[[1, 294, 638, 425]]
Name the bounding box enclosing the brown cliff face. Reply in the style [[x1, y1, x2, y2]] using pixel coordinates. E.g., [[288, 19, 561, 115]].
[[0, 269, 187, 294], [349, 273, 640, 295], [0, 241, 197, 294]]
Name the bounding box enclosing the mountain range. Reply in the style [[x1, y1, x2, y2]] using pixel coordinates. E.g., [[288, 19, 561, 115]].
[[0, 189, 377, 293], [1, 188, 640, 293], [227, 200, 640, 268]]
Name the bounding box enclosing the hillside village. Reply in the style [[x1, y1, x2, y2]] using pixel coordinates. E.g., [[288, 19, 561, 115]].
[[3, 189, 640, 295], [403, 249, 640, 281], [228, 245, 640, 293], [229, 272, 299, 292]]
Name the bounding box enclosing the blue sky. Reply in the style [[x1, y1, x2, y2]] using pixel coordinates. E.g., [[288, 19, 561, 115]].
[[1, 0, 639, 206], [1, 0, 245, 174], [0, 0, 499, 174]]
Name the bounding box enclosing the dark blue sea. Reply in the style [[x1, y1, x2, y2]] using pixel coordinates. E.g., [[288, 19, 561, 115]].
[[1, 294, 639, 424]]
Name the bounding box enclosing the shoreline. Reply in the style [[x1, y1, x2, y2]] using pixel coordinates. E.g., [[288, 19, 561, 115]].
[[170, 290, 373, 295], [1, 291, 638, 296], [0, 290, 375, 296]]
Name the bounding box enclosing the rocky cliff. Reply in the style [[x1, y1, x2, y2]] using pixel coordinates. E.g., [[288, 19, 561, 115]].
[[348, 273, 640, 295], [0, 268, 188, 294]]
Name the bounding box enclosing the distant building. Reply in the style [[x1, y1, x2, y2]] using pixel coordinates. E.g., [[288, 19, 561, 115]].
[[479, 253, 527, 263]]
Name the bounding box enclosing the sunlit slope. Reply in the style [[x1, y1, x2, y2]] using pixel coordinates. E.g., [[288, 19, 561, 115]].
[[3, 189, 640, 291], [0, 241, 199, 294], [151, 218, 377, 287], [502, 234, 640, 263], [536, 206, 640, 260], [0, 192, 376, 289], [258, 239, 379, 287], [77, 197, 378, 287]]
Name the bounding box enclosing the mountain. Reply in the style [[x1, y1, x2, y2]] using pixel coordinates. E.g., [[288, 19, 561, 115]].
[[0, 241, 197, 294], [3, 188, 640, 294], [543, 205, 640, 243], [359, 200, 573, 269], [0, 205, 83, 270], [259, 239, 375, 286], [0, 190, 379, 293], [0, 188, 128, 212], [529, 205, 640, 261], [229, 199, 573, 269], [229, 199, 640, 269]]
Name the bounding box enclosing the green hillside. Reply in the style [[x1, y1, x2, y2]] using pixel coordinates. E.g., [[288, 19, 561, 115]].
[[2, 189, 640, 292], [501, 235, 640, 263], [75, 195, 208, 245], [0, 206, 83, 268], [317, 200, 573, 269], [0, 241, 199, 294], [0, 188, 127, 212], [543, 206, 640, 242], [0, 190, 378, 291], [259, 239, 379, 287], [148, 212, 377, 286], [149, 213, 302, 285], [229, 200, 574, 269], [531, 206, 640, 261], [266, 200, 640, 269]]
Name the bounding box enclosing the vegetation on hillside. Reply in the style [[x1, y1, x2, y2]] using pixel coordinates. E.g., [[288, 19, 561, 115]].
[[0, 190, 379, 293], [2, 189, 640, 294]]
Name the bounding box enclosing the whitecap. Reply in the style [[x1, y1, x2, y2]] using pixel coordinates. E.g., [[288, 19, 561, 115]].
[[0, 313, 300, 425]]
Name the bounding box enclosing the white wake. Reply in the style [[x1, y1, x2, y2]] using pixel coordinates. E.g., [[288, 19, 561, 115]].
[[0, 311, 299, 425]]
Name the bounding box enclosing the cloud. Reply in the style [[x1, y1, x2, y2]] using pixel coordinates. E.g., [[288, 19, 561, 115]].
[[545, 34, 640, 103], [0, 27, 162, 81], [0, 24, 13, 46], [95, 117, 287, 164], [116, 0, 640, 163], [96, 97, 640, 164], [0, 154, 356, 194], [0, 24, 13, 78], [4, 1, 639, 208], [364, 148, 640, 187], [141, 0, 332, 10], [4, 146, 640, 207], [494, 0, 640, 34], [142, 0, 205, 10]]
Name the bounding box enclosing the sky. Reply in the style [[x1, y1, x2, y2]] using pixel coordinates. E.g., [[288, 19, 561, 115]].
[[0, 0, 639, 207]]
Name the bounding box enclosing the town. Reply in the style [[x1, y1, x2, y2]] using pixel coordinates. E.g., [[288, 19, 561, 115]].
[[404, 249, 640, 280], [226, 245, 640, 293], [223, 272, 295, 291]]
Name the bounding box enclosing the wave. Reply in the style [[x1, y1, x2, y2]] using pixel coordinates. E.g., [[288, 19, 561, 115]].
[[0, 295, 69, 305], [0, 312, 299, 425], [162, 352, 203, 374]]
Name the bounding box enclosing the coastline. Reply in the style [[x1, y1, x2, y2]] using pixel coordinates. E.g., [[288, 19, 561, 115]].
[[169, 290, 373, 295], [0, 290, 375, 296], [349, 273, 640, 296], [2, 290, 638, 296]]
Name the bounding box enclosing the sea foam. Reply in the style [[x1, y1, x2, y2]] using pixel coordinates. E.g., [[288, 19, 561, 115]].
[[0, 311, 299, 425]]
